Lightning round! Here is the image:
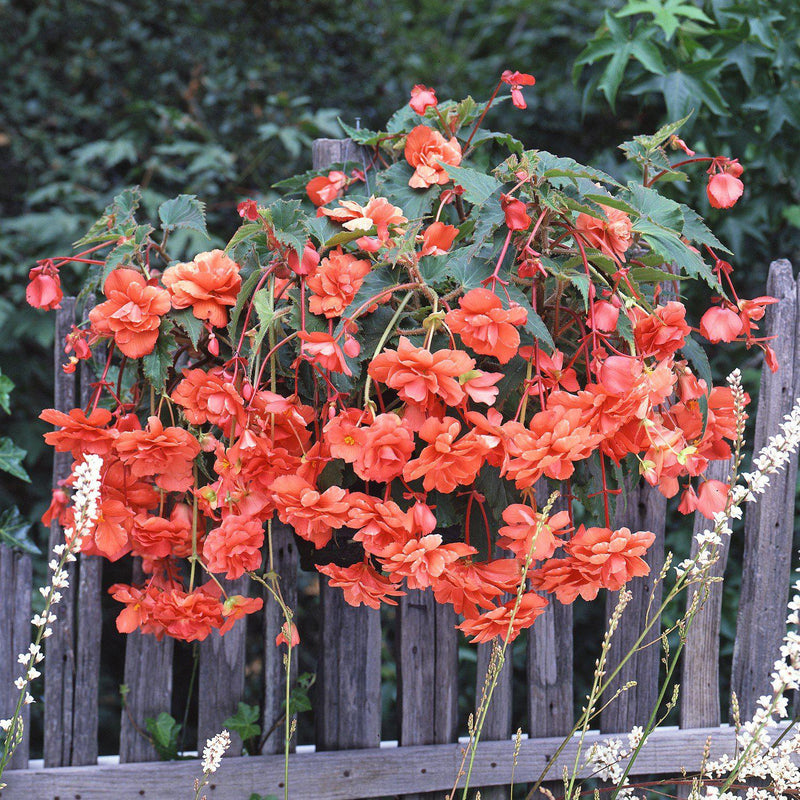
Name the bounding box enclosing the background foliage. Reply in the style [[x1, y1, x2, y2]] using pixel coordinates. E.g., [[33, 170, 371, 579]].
[[1, 0, 798, 753]]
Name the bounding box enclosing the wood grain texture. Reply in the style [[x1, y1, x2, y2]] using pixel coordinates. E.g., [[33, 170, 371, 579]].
[[680, 459, 733, 729], [315, 580, 381, 751], [0, 547, 32, 769], [43, 298, 77, 768], [0, 726, 740, 800], [261, 523, 299, 755], [396, 590, 458, 800], [601, 480, 667, 733], [198, 575, 249, 755], [529, 483, 573, 739], [119, 561, 174, 763], [71, 344, 103, 766], [731, 259, 799, 721], [312, 138, 365, 172]]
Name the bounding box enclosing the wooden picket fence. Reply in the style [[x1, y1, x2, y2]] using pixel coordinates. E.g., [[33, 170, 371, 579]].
[[0, 139, 797, 799]]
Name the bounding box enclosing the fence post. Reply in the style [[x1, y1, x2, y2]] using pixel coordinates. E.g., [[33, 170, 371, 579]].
[[731, 258, 799, 721]]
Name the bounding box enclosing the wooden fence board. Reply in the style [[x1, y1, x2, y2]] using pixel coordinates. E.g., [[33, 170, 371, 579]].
[[0, 547, 32, 770], [197, 576, 248, 755], [0, 726, 741, 800], [261, 522, 299, 755], [731, 258, 799, 721], [71, 347, 103, 766], [315, 581, 382, 750], [118, 560, 174, 763], [601, 481, 667, 733], [43, 298, 77, 768], [680, 458, 733, 729]]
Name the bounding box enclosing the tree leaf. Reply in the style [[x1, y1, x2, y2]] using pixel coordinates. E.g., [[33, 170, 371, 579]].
[[144, 712, 180, 762], [171, 309, 204, 350], [141, 327, 175, 392], [158, 194, 208, 238], [0, 438, 29, 482]]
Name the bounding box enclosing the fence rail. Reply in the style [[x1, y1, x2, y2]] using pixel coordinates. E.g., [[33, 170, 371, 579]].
[[0, 151, 796, 799]]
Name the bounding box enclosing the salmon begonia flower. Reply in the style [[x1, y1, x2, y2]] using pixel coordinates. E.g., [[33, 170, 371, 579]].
[[353, 413, 415, 483], [497, 506, 571, 561], [678, 479, 729, 519], [458, 591, 547, 643], [318, 561, 406, 609], [40, 407, 116, 458], [26, 262, 63, 310], [203, 514, 265, 579], [461, 370, 503, 405], [219, 595, 263, 635], [307, 247, 371, 318], [419, 221, 458, 257], [171, 367, 247, 435], [404, 125, 462, 189], [630, 301, 691, 360], [381, 533, 476, 590], [132, 504, 194, 560], [318, 196, 407, 245], [287, 241, 321, 276], [446, 288, 527, 364], [574, 205, 633, 264], [297, 331, 352, 375], [699, 306, 744, 343], [88, 268, 171, 358], [567, 525, 655, 591], [530, 558, 598, 604], [275, 621, 300, 648], [707, 158, 744, 209], [500, 70, 536, 110], [369, 336, 474, 409], [114, 416, 201, 493], [306, 170, 348, 206], [148, 582, 225, 642], [237, 199, 259, 220], [501, 194, 530, 230], [431, 559, 521, 617], [162, 249, 241, 328], [324, 408, 371, 463], [409, 84, 438, 115]]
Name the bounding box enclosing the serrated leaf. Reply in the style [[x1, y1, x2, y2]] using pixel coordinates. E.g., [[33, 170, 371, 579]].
[[616, 309, 635, 346], [680, 206, 732, 254], [303, 215, 339, 246], [171, 309, 204, 350], [466, 129, 524, 156], [337, 119, 383, 146], [141, 328, 174, 392], [0, 438, 29, 482], [0, 507, 39, 555], [158, 194, 208, 238], [629, 266, 686, 282], [443, 164, 503, 207], [374, 161, 437, 220], [226, 222, 263, 252], [624, 182, 684, 230], [681, 334, 713, 388], [324, 229, 370, 248], [634, 114, 693, 151], [265, 199, 306, 262], [74, 187, 142, 246], [533, 151, 622, 188], [228, 268, 264, 344]]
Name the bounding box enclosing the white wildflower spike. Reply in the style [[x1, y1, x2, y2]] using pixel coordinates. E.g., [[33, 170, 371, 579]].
[[201, 729, 231, 774]]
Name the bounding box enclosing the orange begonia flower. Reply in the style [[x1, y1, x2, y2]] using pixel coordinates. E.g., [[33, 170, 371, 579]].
[[497, 506, 571, 561], [203, 514, 264, 579], [307, 247, 371, 318], [409, 85, 438, 115], [457, 591, 547, 643], [699, 306, 744, 343], [162, 249, 241, 328], [318, 196, 407, 245], [89, 268, 171, 358], [306, 170, 347, 206], [381, 533, 476, 590], [26, 263, 63, 310], [431, 558, 522, 617], [574, 205, 633, 264], [445, 288, 527, 364], [419, 221, 458, 257], [631, 301, 691, 360], [404, 125, 462, 189], [318, 561, 406, 609], [567, 525, 655, 591], [171, 367, 248, 435], [132, 504, 194, 561], [353, 413, 415, 483], [40, 407, 116, 458]]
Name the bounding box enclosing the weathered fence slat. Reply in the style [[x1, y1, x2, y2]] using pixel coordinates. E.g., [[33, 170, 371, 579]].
[[731, 258, 799, 721], [0, 546, 32, 769], [43, 298, 78, 768], [197, 575, 248, 755], [396, 589, 458, 800], [680, 458, 733, 729], [261, 522, 299, 755], [0, 726, 742, 800], [119, 560, 174, 763], [601, 481, 667, 733], [71, 347, 103, 766]]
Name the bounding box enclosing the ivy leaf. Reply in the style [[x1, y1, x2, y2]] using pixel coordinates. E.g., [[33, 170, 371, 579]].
[[0, 438, 29, 482], [144, 712, 180, 762], [0, 507, 39, 555], [223, 702, 261, 744], [158, 194, 208, 238], [0, 371, 14, 415]]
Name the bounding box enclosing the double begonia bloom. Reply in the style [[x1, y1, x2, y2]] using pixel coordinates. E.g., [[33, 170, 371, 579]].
[[297, 331, 352, 375], [445, 288, 527, 364], [568, 525, 655, 591], [631, 301, 691, 360], [319, 196, 407, 245], [574, 205, 633, 264], [404, 125, 462, 189], [369, 337, 474, 410], [381, 534, 476, 590], [353, 413, 415, 483], [306, 170, 347, 206], [40, 407, 116, 458], [431, 559, 521, 617], [497, 506, 571, 561], [457, 591, 547, 644], [307, 247, 371, 318], [132, 504, 194, 560], [203, 514, 265, 579], [409, 84, 438, 115], [89, 268, 171, 358], [114, 416, 201, 493], [318, 561, 406, 609], [324, 408, 371, 463], [26, 263, 63, 310], [161, 249, 241, 328], [171, 367, 247, 435]]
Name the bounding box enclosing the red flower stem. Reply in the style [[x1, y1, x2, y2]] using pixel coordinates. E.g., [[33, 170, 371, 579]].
[[482, 229, 514, 290], [570, 230, 600, 353], [645, 156, 713, 187], [464, 79, 503, 150], [250, 331, 300, 395], [599, 452, 611, 529], [232, 264, 279, 369], [476, 495, 492, 556], [88, 345, 116, 413]]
